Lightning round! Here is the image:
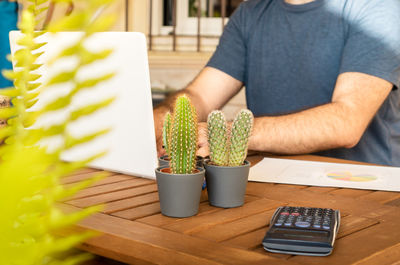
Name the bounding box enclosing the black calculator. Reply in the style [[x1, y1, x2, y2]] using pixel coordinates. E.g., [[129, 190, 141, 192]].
[[262, 206, 340, 256]]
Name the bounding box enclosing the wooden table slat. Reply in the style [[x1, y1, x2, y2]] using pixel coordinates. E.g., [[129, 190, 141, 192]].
[[68, 178, 154, 201], [193, 209, 275, 242], [357, 191, 400, 204], [111, 201, 161, 220], [163, 198, 283, 235], [61, 171, 116, 185], [63, 175, 133, 189], [329, 189, 375, 198], [104, 192, 159, 214], [67, 184, 158, 207], [352, 242, 400, 265]]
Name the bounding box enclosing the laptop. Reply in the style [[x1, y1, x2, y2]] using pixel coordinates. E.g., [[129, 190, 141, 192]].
[[9, 31, 158, 179]]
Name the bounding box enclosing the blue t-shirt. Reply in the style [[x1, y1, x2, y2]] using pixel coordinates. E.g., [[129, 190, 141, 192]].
[[0, 1, 18, 88], [207, 0, 400, 166]]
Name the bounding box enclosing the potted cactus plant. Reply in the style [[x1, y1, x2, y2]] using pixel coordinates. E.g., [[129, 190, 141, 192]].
[[204, 109, 254, 208], [155, 95, 205, 217], [159, 112, 204, 168]]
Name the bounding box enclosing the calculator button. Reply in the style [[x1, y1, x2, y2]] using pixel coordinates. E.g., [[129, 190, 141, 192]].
[[290, 212, 300, 216], [284, 222, 293, 227], [313, 223, 321, 228], [322, 224, 331, 230], [295, 221, 311, 228], [280, 212, 289, 216], [274, 222, 283, 227]]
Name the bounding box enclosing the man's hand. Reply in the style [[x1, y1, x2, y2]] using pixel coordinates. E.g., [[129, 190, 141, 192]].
[[197, 122, 209, 157]]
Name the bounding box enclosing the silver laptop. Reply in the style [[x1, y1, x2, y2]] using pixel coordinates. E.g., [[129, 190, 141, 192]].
[[9, 31, 158, 179]]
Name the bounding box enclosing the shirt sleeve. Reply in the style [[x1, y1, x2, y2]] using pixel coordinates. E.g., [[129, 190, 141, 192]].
[[206, 3, 247, 83], [339, 0, 400, 89]]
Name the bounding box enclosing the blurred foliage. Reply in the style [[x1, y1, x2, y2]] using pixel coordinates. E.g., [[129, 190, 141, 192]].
[[0, 0, 116, 264]]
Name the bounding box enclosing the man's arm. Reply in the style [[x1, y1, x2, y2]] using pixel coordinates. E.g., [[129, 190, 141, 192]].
[[153, 67, 243, 154], [248, 72, 392, 154]]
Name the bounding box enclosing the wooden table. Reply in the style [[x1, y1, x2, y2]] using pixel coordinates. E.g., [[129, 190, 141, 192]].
[[61, 155, 400, 265]]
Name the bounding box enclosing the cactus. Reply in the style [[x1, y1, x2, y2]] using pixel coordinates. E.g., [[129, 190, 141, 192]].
[[207, 109, 254, 167], [162, 111, 172, 157], [207, 110, 229, 166], [229, 109, 254, 166], [168, 95, 198, 174]]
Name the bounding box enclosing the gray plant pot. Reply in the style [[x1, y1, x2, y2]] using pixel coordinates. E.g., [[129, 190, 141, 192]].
[[155, 166, 205, 218], [204, 160, 250, 208], [158, 155, 204, 168], [158, 155, 170, 168]]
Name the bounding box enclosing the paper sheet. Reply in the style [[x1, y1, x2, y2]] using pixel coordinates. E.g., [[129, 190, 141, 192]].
[[249, 158, 400, 192]]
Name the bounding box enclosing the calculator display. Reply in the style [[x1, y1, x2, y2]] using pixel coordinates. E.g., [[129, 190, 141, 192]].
[[263, 206, 340, 256]]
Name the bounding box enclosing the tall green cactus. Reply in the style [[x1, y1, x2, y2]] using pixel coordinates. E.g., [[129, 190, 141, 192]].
[[207, 110, 229, 166], [162, 111, 171, 157], [169, 95, 198, 174], [207, 109, 254, 167]]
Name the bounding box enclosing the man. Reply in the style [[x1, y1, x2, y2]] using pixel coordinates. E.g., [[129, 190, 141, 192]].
[[154, 0, 400, 166]]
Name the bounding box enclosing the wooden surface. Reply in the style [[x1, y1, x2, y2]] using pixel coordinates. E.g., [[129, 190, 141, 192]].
[[61, 155, 400, 265]]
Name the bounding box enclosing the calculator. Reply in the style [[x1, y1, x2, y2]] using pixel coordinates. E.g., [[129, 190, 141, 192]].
[[262, 206, 340, 256]]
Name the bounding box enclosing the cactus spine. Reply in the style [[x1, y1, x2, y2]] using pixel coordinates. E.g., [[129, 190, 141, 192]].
[[169, 95, 198, 174], [207, 109, 254, 167], [162, 112, 172, 157]]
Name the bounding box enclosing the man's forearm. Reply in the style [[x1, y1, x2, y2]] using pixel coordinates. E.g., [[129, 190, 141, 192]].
[[248, 102, 364, 154]]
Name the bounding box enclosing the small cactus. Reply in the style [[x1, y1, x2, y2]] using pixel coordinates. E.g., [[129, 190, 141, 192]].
[[229, 109, 254, 166], [207, 109, 253, 167], [162, 112, 172, 157], [207, 110, 229, 166], [168, 95, 198, 174]]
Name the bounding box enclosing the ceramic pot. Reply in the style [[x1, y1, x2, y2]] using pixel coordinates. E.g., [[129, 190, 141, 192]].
[[158, 155, 170, 167], [204, 160, 250, 208], [155, 166, 205, 217]]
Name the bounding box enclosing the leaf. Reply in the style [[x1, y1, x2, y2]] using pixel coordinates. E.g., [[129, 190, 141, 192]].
[[29, 63, 43, 71], [54, 151, 108, 176], [52, 42, 82, 62], [75, 73, 115, 91], [42, 94, 72, 112], [0, 88, 19, 97], [48, 13, 88, 32], [55, 172, 107, 201], [86, 14, 116, 34], [80, 49, 113, 66], [27, 82, 42, 91], [25, 98, 39, 109], [32, 42, 47, 51], [23, 111, 40, 127], [0, 107, 17, 119], [16, 35, 35, 48], [47, 71, 76, 86], [65, 128, 110, 150], [2, 70, 16, 81], [70, 97, 115, 121], [28, 73, 42, 82], [0, 124, 13, 140], [88, 0, 115, 7], [33, 31, 46, 38], [35, 6, 49, 16]]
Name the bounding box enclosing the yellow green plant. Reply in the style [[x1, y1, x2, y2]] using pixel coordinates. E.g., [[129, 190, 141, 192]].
[[0, 0, 116, 264]]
